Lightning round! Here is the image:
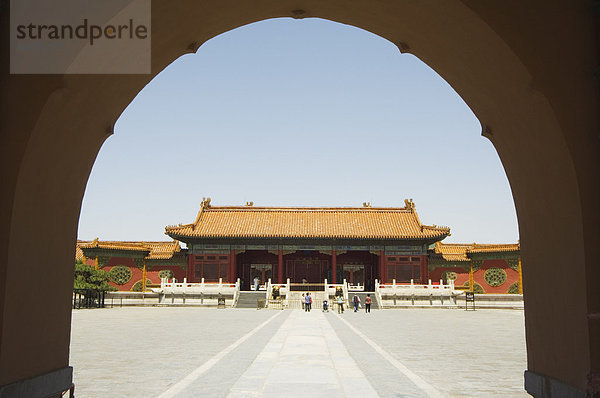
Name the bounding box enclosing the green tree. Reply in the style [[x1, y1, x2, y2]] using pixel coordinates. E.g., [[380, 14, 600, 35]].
[[74, 260, 117, 291]]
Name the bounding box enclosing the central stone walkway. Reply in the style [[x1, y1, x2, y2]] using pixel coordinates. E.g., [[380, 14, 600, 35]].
[[227, 310, 378, 397]]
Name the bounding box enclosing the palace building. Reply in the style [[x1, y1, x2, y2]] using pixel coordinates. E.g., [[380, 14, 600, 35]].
[[78, 198, 521, 293]]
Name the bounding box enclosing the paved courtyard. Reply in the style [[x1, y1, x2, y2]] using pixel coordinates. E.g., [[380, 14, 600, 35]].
[[70, 307, 528, 397]]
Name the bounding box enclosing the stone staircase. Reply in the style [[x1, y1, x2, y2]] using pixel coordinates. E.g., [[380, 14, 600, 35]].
[[236, 291, 267, 308], [351, 292, 379, 310]]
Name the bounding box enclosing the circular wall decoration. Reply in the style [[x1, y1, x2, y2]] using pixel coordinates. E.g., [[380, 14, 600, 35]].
[[158, 269, 174, 279], [109, 265, 132, 285], [507, 282, 520, 294], [463, 281, 485, 294], [131, 279, 152, 292], [484, 268, 507, 287], [441, 271, 458, 283]]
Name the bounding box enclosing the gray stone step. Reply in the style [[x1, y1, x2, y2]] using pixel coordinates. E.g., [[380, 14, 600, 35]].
[[236, 291, 266, 308]]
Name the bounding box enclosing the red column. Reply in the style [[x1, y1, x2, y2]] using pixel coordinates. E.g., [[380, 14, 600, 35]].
[[331, 250, 337, 284], [187, 253, 193, 281], [420, 255, 428, 284], [379, 251, 385, 283], [278, 250, 283, 284], [230, 250, 236, 283]]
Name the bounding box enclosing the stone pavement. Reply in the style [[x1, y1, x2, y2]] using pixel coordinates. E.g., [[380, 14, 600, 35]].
[[226, 310, 377, 397], [70, 307, 528, 397]]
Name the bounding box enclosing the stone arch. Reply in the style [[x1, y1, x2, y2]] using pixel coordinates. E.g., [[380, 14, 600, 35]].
[[1, 1, 598, 396]]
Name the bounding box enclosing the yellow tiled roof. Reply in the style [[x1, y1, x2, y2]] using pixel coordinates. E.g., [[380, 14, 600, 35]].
[[77, 239, 182, 260], [432, 242, 473, 262], [468, 243, 520, 254], [144, 241, 182, 259], [75, 240, 90, 261], [165, 199, 450, 240]]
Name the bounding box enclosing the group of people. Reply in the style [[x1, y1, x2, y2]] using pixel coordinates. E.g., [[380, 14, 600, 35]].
[[300, 293, 372, 314], [301, 292, 313, 312], [343, 293, 372, 314]]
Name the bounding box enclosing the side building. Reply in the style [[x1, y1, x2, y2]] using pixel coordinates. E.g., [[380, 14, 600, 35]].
[[428, 242, 522, 294], [78, 240, 187, 291]]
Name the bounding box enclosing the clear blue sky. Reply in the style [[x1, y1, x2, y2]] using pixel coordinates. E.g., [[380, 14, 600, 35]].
[[78, 18, 518, 244]]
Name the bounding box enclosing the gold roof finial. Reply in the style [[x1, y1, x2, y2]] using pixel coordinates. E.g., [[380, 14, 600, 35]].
[[246, 201, 254, 206], [201, 197, 211, 208], [362, 202, 371, 207], [404, 198, 415, 210]]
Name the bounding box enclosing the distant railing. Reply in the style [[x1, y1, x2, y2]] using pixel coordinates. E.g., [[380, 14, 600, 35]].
[[150, 278, 240, 307], [375, 279, 460, 307], [374, 279, 382, 306], [377, 279, 456, 296], [347, 283, 364, 291], [158, 278, 239, 291]]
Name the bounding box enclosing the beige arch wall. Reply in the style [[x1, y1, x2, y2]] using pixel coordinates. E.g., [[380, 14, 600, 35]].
[[0, 0, 598, 396]]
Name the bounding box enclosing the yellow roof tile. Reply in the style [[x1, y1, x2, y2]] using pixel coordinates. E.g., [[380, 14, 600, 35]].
[[431, 242, 473, 262], [77, 239, 182, 260], [468, 243, 520, 254], [75, 240, 91, 261], [165, 199, 450, 240]]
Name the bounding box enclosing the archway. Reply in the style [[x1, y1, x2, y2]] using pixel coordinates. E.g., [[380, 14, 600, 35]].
[[1, 1, 598, 396]]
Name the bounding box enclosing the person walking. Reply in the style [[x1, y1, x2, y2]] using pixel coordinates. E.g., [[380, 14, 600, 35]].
[[365, 294, 372, 313], [301, 293, 305, 310], [253, 276, 259, 291], [352, 294, 360, 312], [336, 295, 344, 314], [305, 292, 312, 312]]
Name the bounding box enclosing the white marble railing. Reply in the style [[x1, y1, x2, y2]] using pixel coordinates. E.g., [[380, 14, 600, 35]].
[[347, 283, 364, 291], [376, 279, 457, 296], [375, 279, 383, 306], [155, 278, 239, 296]]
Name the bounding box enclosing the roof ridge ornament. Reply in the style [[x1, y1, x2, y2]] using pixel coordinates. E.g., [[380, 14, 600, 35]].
[[246, 201, 254, 206], [201, 197, 211, 209], [404, 198, 415, 211], [362, 202, 371, 207]]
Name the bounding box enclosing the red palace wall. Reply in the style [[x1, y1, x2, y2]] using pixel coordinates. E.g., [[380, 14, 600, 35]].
[[102, 257, 141, 291], [429, 266, 470, 286], [100, 257, 187, 291], [147, 265, 187, 283], [474, 259, 519, 294], [429, 258, 520, 293], [88, 253, 518, 293]]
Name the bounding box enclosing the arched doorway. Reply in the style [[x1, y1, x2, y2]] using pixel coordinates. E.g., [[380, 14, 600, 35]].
[[1, 1, 598, 396]]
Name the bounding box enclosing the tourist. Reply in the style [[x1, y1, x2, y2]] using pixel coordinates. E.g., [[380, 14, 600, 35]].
[[352, 294, 360, 312], [301, 293, 305, 310], [336, 295, 344, 314], [253, 276, 259, 291], [305, 292, 312, 312], [365, 294, 372, 313]]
